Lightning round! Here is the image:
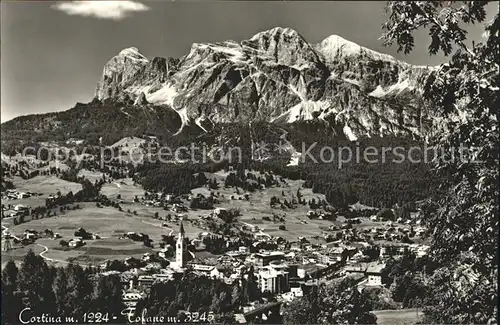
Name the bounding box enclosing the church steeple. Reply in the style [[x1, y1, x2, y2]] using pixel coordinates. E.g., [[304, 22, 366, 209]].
[[176, 221, 186, 268]]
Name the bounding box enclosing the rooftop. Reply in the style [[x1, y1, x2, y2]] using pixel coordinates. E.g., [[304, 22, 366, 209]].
[[366, 263, 385, 274], [192, 264, 216, 272], [255, 251, 285, 257]]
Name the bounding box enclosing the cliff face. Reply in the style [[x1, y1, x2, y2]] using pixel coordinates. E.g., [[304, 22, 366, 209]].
[[94, 27, 434, 139]]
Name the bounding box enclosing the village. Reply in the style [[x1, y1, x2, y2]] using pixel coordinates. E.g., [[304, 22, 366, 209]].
[[102, 205, 429, 322], [1, 1, 496, 323], [2, 185, 430, 322], [1, 144, 431, 323]]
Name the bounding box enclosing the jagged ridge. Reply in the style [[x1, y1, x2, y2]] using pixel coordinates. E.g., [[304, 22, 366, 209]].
[[93, 27, 434, 140], [3, 27, 436, 143]]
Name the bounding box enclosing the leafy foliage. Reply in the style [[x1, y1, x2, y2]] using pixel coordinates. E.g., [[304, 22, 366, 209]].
[[382, 1, 498, 323], [282, 278, 376, 324], [1, 251, 126, 324], [135, 271, 242, 320]]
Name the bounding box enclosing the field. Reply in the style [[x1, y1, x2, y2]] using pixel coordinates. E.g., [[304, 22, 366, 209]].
[[11, 175, 82, 196], [2, 170, 336, 265], [189, 171, 341, 243], [77, 169, 105, 183], [188, 171, 386, 243], [1, 243, 46, 268], [372, 308, 424, 325], [3, 175, 83, 210], [2, 168, 422, 266], [1, 153, 70, 172], [101, 178, 144, 201], [2, 203, 206, 266], [111, 136, 146, 151]]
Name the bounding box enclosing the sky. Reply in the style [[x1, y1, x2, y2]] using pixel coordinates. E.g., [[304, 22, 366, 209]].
[[1, 0, 497, 123]]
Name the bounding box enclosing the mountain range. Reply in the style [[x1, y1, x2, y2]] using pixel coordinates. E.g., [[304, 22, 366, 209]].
[[2, 27, 437, 144]]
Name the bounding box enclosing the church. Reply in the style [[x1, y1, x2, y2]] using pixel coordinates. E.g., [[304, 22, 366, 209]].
[[171, 221, 192, 270]]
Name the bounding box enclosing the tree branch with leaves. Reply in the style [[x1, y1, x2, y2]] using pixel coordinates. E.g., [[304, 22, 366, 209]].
[[382, 1, 498, 324]]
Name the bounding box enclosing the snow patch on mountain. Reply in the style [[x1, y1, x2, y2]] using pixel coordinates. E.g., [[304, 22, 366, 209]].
[[118, 47, 148, 62], [343, 78, 361, 87], [195, 116, 208, 133], [145, 83, 178, 107], [368, 85, 387, 98], [291, 63, 311, 71], [343, 125, 358, 141], [93, 27, 434, 140], [288, 84, 306, 101], [369, 79, 412, 98], [249, 27, 300, 42], [284, 100, 330, 123], [317, 35, 396, 62], [171, 107, 190, 136], [196, 43, 247, 64]]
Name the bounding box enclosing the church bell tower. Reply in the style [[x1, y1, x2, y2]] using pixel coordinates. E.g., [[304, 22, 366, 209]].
[[176, 221, 186, 268]]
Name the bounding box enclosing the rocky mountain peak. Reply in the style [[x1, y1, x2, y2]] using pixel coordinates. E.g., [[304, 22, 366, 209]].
[[249, 26, 304, 41], [316, 34, 397, 62], [118, 47, 148, 62], [245, 26, 320, 66], [94, 27, 435, 140]]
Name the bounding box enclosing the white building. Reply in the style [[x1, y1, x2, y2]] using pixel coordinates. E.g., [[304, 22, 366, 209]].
[[213, 207, 228, 217], [255, 251, 285, 266], [153, 273, 174, 282], [17, 192, 30, 199], [158, 246, 172, 259], [258, 266, 289, 294], [175, 222, 186, 268], [122, 291, 146, 308], [14, 204, 28, 212], [290, 286, 303, 298], [191, 264, 222, 279], [413, 244, 430, 257], [365, 264, 384, 286], [137, 275, 155, 288], [68, 238, 84, 248]]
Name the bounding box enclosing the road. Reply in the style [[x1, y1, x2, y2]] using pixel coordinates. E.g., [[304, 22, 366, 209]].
[[3, 222, 101, 267], [36, 243, 106, 268], [3, 213, 179, 267], [36, 243, 70, 265], [2, 224, 21, 240]]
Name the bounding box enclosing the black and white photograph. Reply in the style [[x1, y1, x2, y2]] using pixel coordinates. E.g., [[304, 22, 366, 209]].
[[1, 1, 498, 324]]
